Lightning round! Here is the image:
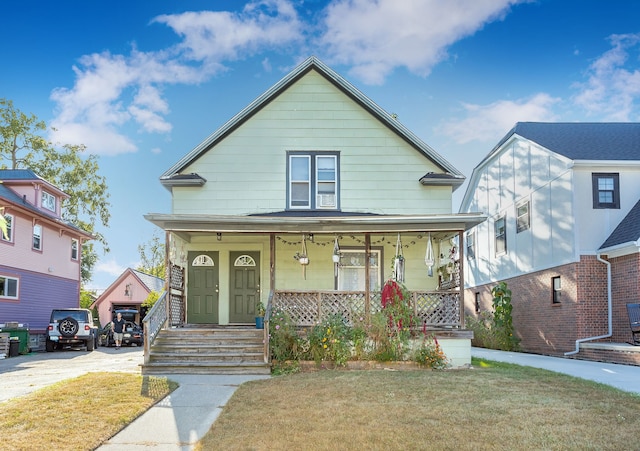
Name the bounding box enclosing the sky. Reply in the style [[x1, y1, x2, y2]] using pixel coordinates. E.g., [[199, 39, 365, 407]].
[[2, 0, 640, 292]]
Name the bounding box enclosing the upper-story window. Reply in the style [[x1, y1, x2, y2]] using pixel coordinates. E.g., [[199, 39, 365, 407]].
[[465, 230, 475, 259], [0, 275, 19, 299], [516, 201, 530, 233], [42, 191, 56, 212], [287, 152, 338, 210], [71, 238, 79, 260], [33, 224, 42, 250], [1, 214, 12, 242], [592, 173, 619, 209], [494, 215, 507, 256]]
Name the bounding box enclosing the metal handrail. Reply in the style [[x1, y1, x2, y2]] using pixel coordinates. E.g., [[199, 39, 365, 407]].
[[142, 291, 168, 364]]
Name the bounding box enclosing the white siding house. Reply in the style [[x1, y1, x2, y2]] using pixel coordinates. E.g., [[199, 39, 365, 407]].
[[460, 122, 640, 363]]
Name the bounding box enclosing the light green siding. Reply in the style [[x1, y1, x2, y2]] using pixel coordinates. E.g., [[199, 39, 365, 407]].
[[172, 70, 450, 216]]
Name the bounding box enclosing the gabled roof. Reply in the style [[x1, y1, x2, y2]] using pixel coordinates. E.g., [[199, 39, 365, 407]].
[[131, 269, 165, 292], [492, 122, 640, 162], [0, 170, 92, 239], [599, 199, 640, 251], [160, 56, 463, 184], [0, 169, 69, 198]]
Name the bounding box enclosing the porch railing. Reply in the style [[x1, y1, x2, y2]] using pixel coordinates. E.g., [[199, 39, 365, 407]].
[[142, 290, 168, 364], [272, 289, 461, 328]]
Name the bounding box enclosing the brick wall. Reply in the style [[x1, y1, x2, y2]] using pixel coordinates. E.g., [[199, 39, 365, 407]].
[[465, 256, 609, 356], [609, 253, 640, 344]]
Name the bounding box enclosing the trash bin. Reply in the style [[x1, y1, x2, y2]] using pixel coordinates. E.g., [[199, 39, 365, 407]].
[[9, 337, 20, 357], [4, 328, 30, 354]]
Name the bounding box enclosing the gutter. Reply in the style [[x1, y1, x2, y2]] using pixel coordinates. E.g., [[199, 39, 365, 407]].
[[564, 254, 612, 356]]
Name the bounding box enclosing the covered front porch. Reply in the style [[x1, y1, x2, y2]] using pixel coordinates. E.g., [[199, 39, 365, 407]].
[[143, 213, 485, 369]]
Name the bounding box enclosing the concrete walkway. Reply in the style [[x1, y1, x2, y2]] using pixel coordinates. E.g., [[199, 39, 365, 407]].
[[471, 347, 640, 394], [97, 374, 270, 451]]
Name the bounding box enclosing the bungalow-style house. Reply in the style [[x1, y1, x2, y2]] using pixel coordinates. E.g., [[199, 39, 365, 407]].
[[143, 56, 486, 374], [0, 169, 92, 347], [459, 122, 640, 365], [92, 268, 164, 327]]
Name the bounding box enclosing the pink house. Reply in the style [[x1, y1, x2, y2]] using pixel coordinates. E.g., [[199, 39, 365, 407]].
[[0, 169, 92, 336], [92, 268, 164, 327]]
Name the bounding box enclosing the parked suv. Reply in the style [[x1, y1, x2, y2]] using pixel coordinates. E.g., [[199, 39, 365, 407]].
[[46, 308, 98, 352]]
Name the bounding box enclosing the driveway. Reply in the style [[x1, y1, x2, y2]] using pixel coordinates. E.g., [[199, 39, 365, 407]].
[[0, 346, 143, 403]]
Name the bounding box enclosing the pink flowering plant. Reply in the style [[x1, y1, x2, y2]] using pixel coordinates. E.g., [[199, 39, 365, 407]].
[[269, 308, 303, 362]]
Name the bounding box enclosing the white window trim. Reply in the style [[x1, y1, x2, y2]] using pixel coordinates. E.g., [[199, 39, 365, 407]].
[[33, 224, 42, 251], [2, 214, 13, 242], [337, 248, 381, 291], [42, 191, 56, 212], [71, 238, 79, 260], [494, 215, 507, 256], [0, 275, 19, 300], [516, 201, 530, 233], [288, 151, 339, 210]]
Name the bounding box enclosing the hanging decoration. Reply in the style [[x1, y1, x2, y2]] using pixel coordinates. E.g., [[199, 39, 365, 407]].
[[332, 235, 341, 277], [393, 233, 405, 283], [293, 234, 309, 279], [425, 232, 435, 277]]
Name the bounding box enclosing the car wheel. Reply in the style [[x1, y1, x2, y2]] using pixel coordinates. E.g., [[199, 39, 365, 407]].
[[58, 317, 79, 337], [86, 337, 94, 351], [45, 340, 55, 352]]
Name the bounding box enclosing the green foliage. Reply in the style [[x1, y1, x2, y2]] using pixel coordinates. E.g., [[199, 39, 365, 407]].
[[0, 99, 111, 285], [256, 301, 266, 317], [269, 309, 304, 362], [136, 231, 166, 279], [79, 289, 96, 309], [468, 282, 520, 351], [0, 205, 7, 240], [413, 335, 449, 369], [142, 291, 161, 309], [307, 314, 352, 367]]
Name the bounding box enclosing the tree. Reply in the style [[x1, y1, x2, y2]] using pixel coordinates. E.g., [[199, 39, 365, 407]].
[[137, 231, 166, 279], [0, 99, 111, 284]]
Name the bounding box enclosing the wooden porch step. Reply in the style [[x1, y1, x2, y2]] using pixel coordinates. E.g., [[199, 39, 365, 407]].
[[142, 326, 270, 375], [142, 361, 271, 376]]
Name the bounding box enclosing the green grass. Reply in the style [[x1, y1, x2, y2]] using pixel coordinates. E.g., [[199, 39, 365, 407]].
[[197, 358, 640, 450], [0, 372, 177, 451]]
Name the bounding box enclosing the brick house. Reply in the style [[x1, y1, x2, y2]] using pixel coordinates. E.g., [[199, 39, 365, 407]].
[[459, 122, 640, 364], [0, 169, 92, 340]]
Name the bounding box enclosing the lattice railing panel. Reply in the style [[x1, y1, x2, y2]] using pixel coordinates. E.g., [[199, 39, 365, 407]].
[[169, 294, 185, 326], [414, 291, 460, 326], [170, 263, 185, 291], [273, 290, 461, 328]]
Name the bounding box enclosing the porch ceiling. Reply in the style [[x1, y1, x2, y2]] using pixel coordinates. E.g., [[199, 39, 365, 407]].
[[144, 213, 486, 237]]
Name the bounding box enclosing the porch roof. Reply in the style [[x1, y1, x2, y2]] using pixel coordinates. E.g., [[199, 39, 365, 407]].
[[144, 212, 486, 235]]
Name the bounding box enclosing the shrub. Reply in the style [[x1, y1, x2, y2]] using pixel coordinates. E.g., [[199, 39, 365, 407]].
[[468, 282, 520, 351], [269, 309, 304, 362], [307, 314, 352, 367], [413, 335, 449, 370]]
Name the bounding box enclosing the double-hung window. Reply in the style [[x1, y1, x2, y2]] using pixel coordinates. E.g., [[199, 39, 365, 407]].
[[71, 238, 79, 260], [466, 230, 475, 259], [288, 152, 338, 210], [42, 191, 56, 212], [337, 249, 381, 291], [494, 215, 506, 256], [33, 224, 42, 251], [1, 214, 12, 242], [516, 201, 530, 233], [0, 275, 18, 299], [592, 173, 619, 209]]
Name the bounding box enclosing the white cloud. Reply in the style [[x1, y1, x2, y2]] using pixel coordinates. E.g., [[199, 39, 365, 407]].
[[95, 258, 127, 278], [572, 33, 640, 121], [319, 0, 523, 85], [438, 93, 560, 144], [49, 0, 302, 156]]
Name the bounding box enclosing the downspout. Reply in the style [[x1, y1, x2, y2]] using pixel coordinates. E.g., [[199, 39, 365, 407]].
[[564, 254, 612, 356]]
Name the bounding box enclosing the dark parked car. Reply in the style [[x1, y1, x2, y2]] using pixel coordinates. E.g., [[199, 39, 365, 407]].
[[98, 309, 143, 347]]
